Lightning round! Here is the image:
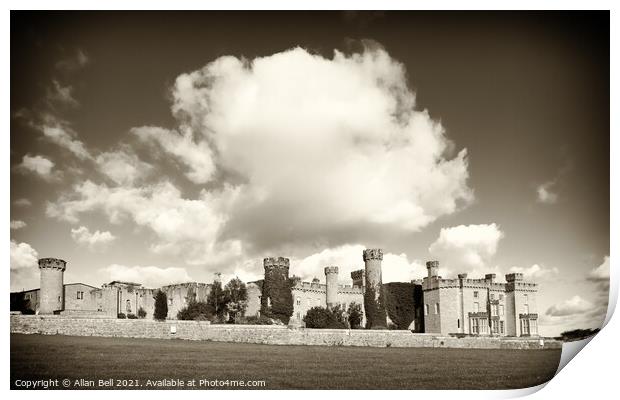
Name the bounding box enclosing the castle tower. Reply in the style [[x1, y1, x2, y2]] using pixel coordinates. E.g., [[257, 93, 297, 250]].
[[38, 258, 66, 314], [363, 248, 387, 329], [324, 266, 339, 309], [426, 260, 439, 278], [261, 257, 293, 324]]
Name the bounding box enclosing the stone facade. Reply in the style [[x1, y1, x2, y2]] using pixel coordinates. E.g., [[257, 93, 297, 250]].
[[422, 264, 539, 337]]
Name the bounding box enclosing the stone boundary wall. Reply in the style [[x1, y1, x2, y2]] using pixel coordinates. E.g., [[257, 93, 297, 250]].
[[10, 315, 561, 350]]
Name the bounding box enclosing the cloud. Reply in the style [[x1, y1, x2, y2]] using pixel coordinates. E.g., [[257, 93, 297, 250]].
[[47, 80, 79, 107], [536, 181, 558, 204], [10, 240, 39, 291], [546, 295, 595, 317], [132, 126, 215, 184], [41, 123, 91, 160], [428, 223, 504, 275], [10, 220, 27, 230], [150, 45, 471, 251], [290, 244, 426, 284], [95, 148, 153, 186], [56, 49, 89, 72], [589, 256, 610, 281], [103, 264, 194, 288], [13, 198, 32, 207], [70, 226, 116, 250], [509, 264, 559, 281], [48, 180, 242, 265], [17, 154, 56, 179]]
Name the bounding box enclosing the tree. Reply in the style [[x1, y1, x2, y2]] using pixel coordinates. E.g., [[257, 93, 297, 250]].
[[331, 304, 350, 328], [303, 306, 346, 329], [207, 279, 227, 321], [153, 290, 168, 321], [137, 307, 147, 319], [224, 277, 248, 323], [347, 302, 364, 329], [177, 301, 214, 321]]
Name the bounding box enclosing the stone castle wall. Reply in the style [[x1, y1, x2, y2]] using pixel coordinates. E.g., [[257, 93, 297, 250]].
[[10, 315, 561, 350]]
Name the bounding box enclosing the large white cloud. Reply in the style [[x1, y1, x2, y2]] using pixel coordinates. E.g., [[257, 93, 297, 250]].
[[10, 240, 39, 291], [103, 264, 194, 288], [428, 223, 504, 276], [136, 46, 472, 250]]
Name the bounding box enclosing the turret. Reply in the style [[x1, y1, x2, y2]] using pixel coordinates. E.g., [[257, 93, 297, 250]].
[[351, 269, 365, 288], [426, 260, 439, 278], [261, 257, 292, 324], [324, 266, 339, 309], [485, 273, 497, 283], [38, 258, 66, 314], [363, 248, 387, 329]]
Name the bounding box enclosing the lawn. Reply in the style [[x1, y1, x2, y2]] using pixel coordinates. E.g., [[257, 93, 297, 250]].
[[11, 333, 561, 390]]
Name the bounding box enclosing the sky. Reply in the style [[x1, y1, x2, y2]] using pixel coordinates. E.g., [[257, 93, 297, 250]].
[[10, 11, 609, 336]]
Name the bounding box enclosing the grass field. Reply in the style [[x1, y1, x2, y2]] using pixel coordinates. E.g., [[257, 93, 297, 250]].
[[11, 333, 561, 390]]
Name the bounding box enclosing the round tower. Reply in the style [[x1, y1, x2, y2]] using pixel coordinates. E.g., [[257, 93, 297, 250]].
[[38, 258, 66, 314], [261, 257, 293, 324], [324, 266, 339, 309], [363, 248, 387, 329]]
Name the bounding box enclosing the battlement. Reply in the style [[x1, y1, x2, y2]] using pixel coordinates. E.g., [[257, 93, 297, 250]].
[[324, 266, 339, 275], [161, 282, 210, 290], [263, 257, 290, 269], [505, 273, 523, 282], [351, 269, 364, 280], [38, 258, 66, 271], [363, 248, 383, 261]]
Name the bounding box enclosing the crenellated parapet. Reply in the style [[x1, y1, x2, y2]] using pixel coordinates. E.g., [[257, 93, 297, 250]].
[[38, 258, 67, 271], [324, 266, 339, 275], [264, 257, 290, 270], [363, 248, 383, 261]]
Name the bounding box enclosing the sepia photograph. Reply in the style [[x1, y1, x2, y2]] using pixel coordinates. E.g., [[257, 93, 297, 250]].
[[8, 10, 611, 391]]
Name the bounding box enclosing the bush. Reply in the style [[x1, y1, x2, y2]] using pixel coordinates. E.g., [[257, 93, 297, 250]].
[[137, 307, 147, 319], [117, 313, 126, 319], [347, 302, 364, 329], [127, 313, 138, 319], [303, 306, 346, 329], [153, 290, 168, 321], [177, 301, 214, 321], [224, 277, 248, 323]]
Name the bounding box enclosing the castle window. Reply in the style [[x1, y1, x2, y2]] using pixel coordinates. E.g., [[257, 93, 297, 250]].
[[126, 299, 132, 313], [296, 297, 301, 306], [490, 294, 494, 300], [457, 319, 460, 329], [500, 321, 505, 334], [499, 294, 504, 300], [168, 298, 174, 306], [473, 291, 479, 298], [500, 305, 505, 316], [474, 302, 479, 312], [523, 304, 529, 314], [296, 312, 300, 319], [424, 304, 429, 316], [77, 291, 84, 300], [524, 294, 528, 301], [58, 296, 61, 303], [435, 303, 440, 315]]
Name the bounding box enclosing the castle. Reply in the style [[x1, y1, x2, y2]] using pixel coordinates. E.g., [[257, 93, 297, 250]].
[[11, 248, 540, 337]]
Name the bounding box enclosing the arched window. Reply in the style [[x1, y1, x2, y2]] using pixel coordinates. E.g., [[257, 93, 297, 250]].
[[126, 299, 132, 313]]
